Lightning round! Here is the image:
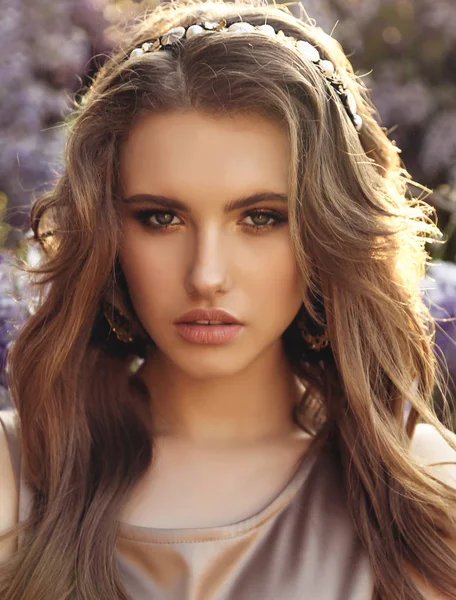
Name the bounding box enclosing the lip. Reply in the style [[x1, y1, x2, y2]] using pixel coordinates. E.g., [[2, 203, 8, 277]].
[[175, 323, 243, 345], [174, 308, 242, 325], [174, 308, 244, 345]]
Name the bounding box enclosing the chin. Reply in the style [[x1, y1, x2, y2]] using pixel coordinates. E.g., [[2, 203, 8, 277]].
[[171, 351, 254, 380]]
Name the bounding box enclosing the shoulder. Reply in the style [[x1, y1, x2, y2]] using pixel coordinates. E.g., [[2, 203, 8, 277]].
[[0, 410, 19, 562], [409, 422, 456, 487], [405, 423, 456, 600]]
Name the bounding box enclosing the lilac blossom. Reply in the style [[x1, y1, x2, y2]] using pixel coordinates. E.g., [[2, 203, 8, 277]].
[[0, 252, 32, 408], [421, 261, 456, 384], [0, 0, 109, 241]]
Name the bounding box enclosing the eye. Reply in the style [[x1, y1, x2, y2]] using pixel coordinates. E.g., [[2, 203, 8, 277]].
[[131, 209, 182, 228], [243, 212, 276, 227], [241, 210, 287, 231], [152, 212, 180, 226], [130, 208, 287, 232]]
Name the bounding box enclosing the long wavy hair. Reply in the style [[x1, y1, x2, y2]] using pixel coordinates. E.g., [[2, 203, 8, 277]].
[[1, 1, 455, 598]]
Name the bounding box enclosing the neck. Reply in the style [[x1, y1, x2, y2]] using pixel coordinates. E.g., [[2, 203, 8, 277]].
[[137, 341, 305, 446]]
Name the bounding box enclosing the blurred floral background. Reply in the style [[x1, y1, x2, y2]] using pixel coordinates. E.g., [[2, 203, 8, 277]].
[[0, 0, 455, 427]]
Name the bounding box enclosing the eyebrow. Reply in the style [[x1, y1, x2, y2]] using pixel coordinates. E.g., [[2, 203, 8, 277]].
[[122, 192, 288, 213]]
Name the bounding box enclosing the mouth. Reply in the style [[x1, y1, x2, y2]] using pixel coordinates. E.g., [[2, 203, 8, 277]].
[[174, 320, 244, 345], [184, 320, 233, 325], [174, 308, 243, 326], [174, 309, 244, 344]]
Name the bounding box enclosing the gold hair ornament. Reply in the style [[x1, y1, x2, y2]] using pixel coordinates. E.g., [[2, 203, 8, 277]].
[[128, 18, 363, 132]]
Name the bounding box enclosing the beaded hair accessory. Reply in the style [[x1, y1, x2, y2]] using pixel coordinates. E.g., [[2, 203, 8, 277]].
[[129, 18, 363, 132]]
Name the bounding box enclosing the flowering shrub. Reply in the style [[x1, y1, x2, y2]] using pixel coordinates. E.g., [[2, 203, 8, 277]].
[[289, 0, 456, 191], [421, 261, 456, 386], [0, 253, 32, 408], [0, 0, 109, 246], [421, 261, 456, 428]]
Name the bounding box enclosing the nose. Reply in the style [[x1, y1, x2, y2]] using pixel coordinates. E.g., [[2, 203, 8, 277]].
[[184, 225, 231, 299]]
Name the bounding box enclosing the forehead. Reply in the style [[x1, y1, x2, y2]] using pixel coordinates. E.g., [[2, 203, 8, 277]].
[[119, 110, 290, 201]]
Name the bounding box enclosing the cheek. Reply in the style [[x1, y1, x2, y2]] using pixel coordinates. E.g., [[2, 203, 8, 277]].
[[119, 232, 178, 311], [245, 238, 302, 316], [254, 238, 300, 291]]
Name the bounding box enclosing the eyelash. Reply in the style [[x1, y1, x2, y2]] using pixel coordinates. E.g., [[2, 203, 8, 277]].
[[131, 209, 287, 233]]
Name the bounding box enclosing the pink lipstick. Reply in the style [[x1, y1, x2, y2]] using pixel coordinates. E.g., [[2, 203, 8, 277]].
[[174, 308, 244, 345]]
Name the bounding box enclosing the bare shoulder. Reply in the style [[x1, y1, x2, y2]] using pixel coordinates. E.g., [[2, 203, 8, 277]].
[[405, 422, 456, 600], [0, 411, 19, 562], [409, 422, 456, 487]]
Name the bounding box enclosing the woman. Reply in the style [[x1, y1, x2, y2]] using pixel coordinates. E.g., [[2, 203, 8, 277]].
[[0, 1, 455, 598]]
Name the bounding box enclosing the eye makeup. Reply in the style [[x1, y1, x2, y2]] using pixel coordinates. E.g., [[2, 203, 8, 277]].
[[129, 208, 288, 234]]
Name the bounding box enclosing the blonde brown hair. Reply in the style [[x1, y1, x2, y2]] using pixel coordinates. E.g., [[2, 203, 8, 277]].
[[1, 1, 455, 598]]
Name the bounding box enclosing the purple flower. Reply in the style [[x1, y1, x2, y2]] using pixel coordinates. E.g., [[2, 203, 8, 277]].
[[0, 252, 31, 405], [421, 261, 456, 380]]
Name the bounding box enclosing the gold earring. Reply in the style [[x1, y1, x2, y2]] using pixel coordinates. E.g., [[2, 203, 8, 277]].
[[297, 317, 330, 351], [103, 301, 134, 343]]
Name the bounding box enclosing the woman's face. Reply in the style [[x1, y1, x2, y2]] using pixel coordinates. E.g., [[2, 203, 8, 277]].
[[118, 110, 303, 378]]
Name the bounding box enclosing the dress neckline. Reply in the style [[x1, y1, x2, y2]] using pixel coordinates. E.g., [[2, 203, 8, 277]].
[[117, 443, 321, 544]]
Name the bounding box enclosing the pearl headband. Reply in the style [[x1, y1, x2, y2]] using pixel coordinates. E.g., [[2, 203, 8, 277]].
[[128, 18, 363, 132]]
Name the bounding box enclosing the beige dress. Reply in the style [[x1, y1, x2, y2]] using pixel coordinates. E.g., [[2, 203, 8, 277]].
[[0, 409, 375, 599]]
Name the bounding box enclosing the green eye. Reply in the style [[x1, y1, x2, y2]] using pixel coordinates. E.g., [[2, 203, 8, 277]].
[[248, 213, 273, 226], [131, 209, 181, 228], [131, 208, 287, 232], [154, 212, 175, 225]]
